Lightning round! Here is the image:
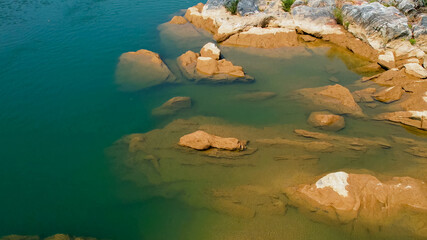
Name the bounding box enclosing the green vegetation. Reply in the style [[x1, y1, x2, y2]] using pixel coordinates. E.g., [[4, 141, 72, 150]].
[[344, 21, 350, 30], [225, 0, 239, 15], [281, 0, 295, 12], [333, 8, 343, 25], [409, 38, 416, 45]]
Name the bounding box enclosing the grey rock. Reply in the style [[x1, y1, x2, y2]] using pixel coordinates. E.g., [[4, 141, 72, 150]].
[[238, 0, 260, 15], [307, 0, 335, 8], [291, 0, 306, 8], [292, 5, 334, 21], [378, 0, 424, 18], [414, 15, 427, 37], [206, 0, 232, 9], [342, 2, 411, 43]]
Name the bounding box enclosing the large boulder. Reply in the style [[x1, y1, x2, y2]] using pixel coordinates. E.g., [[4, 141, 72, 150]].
[[179, 130, 246, 151], [342, 2, 411, 49], [307, 111, 345, 131], [115, 49, 176, 91], [152, 97, 192, 116], [285, 172, 427, 238], [297, 84, 364, 117]]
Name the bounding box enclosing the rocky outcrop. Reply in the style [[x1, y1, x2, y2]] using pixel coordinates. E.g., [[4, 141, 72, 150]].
[[292, 6, 342, 36], [342, 2, 412, 49], [169, 16, 188, 24], [179, 130, 246, 151], [115, 49, 176, 91], [307, 111, 345, 131], [152, 96, 192, 116], [375, 111, 427, 130], [222, 27, 300, 48], [285, 172, 427, 238], [297, 84, 364, 117], [404, 63, 427, 78], [177, 42, 253, 83]]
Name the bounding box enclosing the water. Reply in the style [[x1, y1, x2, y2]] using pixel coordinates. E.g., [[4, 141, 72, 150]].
[[0, 0, 426, 239]]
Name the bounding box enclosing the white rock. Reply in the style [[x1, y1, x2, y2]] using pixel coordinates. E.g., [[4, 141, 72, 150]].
[[201, 42, 221, 60], [198, 56, 214, 61], [404, 63, 427, 78], [378, 50, 395, 69], [316, 171, 349, 197]]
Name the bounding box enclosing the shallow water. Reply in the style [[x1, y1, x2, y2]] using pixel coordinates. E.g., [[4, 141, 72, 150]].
[[0, 0, 426, 239]]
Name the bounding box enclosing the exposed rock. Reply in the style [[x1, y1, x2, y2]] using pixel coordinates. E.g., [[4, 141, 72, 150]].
[[115, 49, 176, 91], [222, 27, 300, 48], [236, 91, 277, 101], [152, 96, 192, 116], [352, 88, 376, 103], [404, 63, 427, 78], [414, 15, 427, 38], [169, 16, 188, 24], [292, 6, 342, 36], [285, 172, 427, 238], [375, 111, 427, 130], [379, 0, 424, 18], [200, 42, 221, 60], [378, 50, 395, 69], [237, 0, 260, 15], [179, 130, 246, 151], [177, 43, 253, 83], [342, 2, 411, 50], [374, 86, 404, 103], [297, 84, 364, 117], [307, 111, 345, 131]]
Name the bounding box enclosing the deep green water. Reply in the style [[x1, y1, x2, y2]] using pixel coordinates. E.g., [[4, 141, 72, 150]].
[[1, 0, 426, 240]]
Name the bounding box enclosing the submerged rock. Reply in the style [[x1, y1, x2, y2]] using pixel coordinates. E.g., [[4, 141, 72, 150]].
[[285, 172, 427, 238], [375, 111, 427, 130], [374, 86, 404, 103], [352, 88, 376, 103], [307, 111, 345, 131], [297, 84, 364, 117], [179, 130, 246, 151], [152, 96, 192, 116], [235, 91, 277, 101], [115, 49, 176, 91], [1, 234, 96, 240]]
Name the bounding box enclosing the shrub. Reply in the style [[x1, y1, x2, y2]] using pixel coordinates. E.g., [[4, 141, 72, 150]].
[[281, 0, 295, 12], [409, 38, 416, 45], [333, 8, 343, 25], [344, 21, 350, 30], [225, 0, 239, 15]]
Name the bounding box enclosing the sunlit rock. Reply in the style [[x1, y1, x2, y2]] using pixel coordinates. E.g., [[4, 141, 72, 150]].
[[285, 172, 427, 238], [169, 16, 188, 24], [179, 130, 246, 151], [378, 50, 395, 69], [152, 96, 192, 116], [307, 111, 345, 131], [404, 63, 427, 78], [115, 49, 176, 91], [200, 42, 221, 60], [297, 84, 364, 117]]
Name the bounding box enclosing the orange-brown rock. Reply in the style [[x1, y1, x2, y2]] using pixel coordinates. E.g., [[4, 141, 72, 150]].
[[196, 57, 218, 75], [169, 16, 187, 25], [297, 84, 364, 117], [300, 34, 317, 42], [217, 59, 245, 77], [284, 172, 427, 238], [375, 111, 427, 130], [222, 28, 299, 48], [352, 88, 376, 103], [200, 42, 221, 60], [374, 86, 404, 103], [307, 111, 345, 131], [115, 49, 176, 91], [184, 4, 219, 38], [179, 130, 246, 151]]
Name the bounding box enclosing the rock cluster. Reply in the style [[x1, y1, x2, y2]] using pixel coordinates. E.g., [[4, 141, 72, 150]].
[[177, 42, 253, 83]]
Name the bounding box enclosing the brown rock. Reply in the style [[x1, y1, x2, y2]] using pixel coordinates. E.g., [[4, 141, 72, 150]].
[[179, 130, 246, 151], [152, 96, 192, 116], [217, 59, 245, 77], [374, 86, 404, 103], [200, 42, 220, 60], [115, 49, 176, 91], [297, 84, 364, 117], [300, 34, 317, 42], [352, 88, 376, 103], [196, 57, 218, 75], [169, 16, 187, 24], [285, 172, 427, 238], [222, 28, 300, 48], [375, 111, 427, 130], [307, 111, 345, 131]]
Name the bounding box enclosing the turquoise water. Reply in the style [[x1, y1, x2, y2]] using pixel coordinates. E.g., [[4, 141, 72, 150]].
[[1, 0, 426, 239]]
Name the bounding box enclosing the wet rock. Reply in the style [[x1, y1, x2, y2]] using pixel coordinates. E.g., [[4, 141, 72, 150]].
[[342, 2, 411, 49], [328, 76, 339, 83], [0, 236, 39, 240], [179, 130, 246, 151], [404, 63, 427, 78], [307, 111, 345, 131], [300, 34, 317, 42], [374, 86, 404, 103], [378, 50, 395, 69], [297, 84, 364, 117], [284, 172, 427, 239], [236, 91, 277, 101], [256, 138, 335, 152], [115, 49, 176, 91], [169, 16, 188, 24], [152, 96, 192, 116], [200, 42, 221, 60], [375, 111, 427, 130], [352, 88, 376, 103]]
